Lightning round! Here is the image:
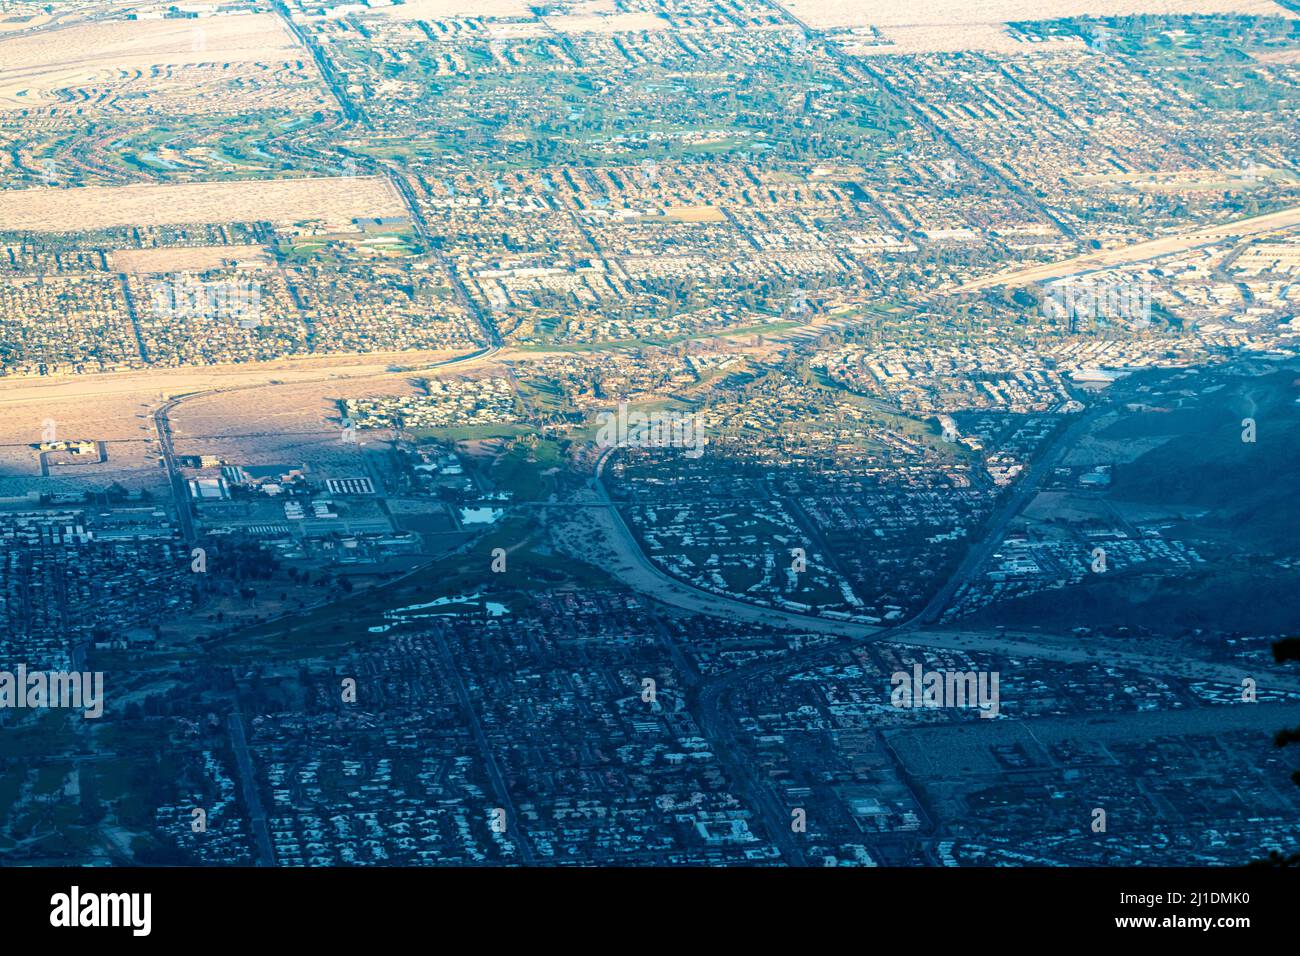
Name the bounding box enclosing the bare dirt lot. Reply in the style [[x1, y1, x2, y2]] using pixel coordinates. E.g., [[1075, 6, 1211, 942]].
[[110, 245, 274, 274], [664, 205, 727, 223], [545, 12, 670, 34], [372, 0, 535, 18], [0, 389, 167, 498], [0, 175, 406, 232], [0, 348, 476, 498], [847, 24, 1085, 55]]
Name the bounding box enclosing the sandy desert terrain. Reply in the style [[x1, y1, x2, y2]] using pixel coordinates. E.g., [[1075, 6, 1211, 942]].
[[377, 0, 668, 35], [0, 175, 406, 232], [0, 347, 479, 497], [372, 0, 535, 19], [110, 245, 275, 274], [546, 12, 671, 34], [777, 0, 1293, 30], [780, 0, 1293, 54], [0, 389, 168, 497], [0, 12, 315, 111], [847, 24, 1088, 55]]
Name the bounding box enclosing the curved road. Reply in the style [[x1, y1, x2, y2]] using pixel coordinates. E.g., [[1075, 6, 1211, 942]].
[[577, 411, 1300, 703]]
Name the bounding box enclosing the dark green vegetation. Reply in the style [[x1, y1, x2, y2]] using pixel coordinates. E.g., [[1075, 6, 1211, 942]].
[[212, 511, 615, 662]]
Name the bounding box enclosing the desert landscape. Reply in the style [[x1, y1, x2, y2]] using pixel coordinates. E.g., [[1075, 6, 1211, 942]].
[[779, 0, 1294, 52], [0, 175, 406, 232], [0, 12, 320, 112]]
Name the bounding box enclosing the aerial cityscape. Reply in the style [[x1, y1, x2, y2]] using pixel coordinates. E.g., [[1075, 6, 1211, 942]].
[[1, 0, 1299, 889]]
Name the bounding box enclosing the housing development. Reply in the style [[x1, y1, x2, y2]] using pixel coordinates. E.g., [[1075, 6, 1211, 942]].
[[0, 0, 1299, 892]]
